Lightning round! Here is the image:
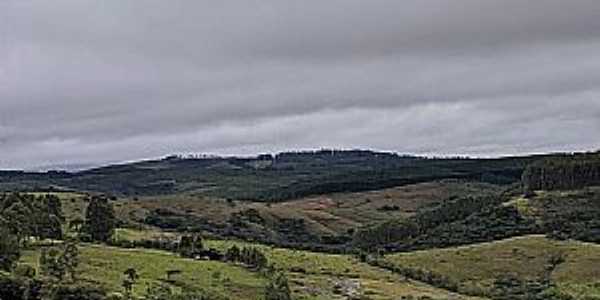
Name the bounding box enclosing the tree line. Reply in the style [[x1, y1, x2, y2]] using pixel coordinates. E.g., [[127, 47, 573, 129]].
[[0, 193, 117, 299], [522, 152, 600, 194], [352, 189, 527, 251], [1, 193, 291, 300]]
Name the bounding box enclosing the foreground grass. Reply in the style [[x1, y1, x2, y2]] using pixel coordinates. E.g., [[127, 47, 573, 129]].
[[383, 235, 600, 299], [22, 244, 266, 299], [22, 232, 481, 299], [203, 239, 481, 299]]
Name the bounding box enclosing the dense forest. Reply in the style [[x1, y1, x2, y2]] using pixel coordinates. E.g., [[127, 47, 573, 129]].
[[522, 152, 600, 194]]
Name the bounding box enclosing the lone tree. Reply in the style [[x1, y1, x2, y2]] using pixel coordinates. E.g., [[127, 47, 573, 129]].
[[62, 241, 80, 282], [83, 196, 116, 242], [122, 267, 139, 298]]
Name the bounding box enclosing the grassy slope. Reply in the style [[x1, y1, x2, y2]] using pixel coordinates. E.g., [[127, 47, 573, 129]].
[[264, 180, 502, 234], [114, 180, 500, 237], [22, 245, 266, 299], [25, 188, 599, 298], [383, 235, 600, 298], [23, 229, 482, 300]]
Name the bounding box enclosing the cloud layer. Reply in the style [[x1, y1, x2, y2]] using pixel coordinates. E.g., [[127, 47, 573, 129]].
[[1, 0, 599, 169]]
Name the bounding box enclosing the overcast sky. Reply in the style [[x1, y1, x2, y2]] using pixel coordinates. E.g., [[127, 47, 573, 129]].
[[1, 0, 600, 170]]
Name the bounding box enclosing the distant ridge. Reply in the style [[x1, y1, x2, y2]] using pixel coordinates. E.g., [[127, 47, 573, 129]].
[[2, 149, 597, 201]]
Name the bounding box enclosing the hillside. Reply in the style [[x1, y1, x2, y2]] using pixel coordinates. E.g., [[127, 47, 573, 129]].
[[523, 152, 600, 194], [19, 237, 482, 300], [0, 150, 540, 201], [3, 151, 600, 299], [353, 185, 600, 253], [113, 180, 503, 251], [381, 235, 600, 299]]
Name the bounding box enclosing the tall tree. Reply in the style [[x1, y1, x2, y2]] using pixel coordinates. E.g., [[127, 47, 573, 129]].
[[82, 196, 116, 242], [2, 200, 33, 241], [40, 247, 66, 281], [122, 267, 139, 298], [62, 241, 80, 282], [0, 227, 21, 272], [1, 193, 65, 241]]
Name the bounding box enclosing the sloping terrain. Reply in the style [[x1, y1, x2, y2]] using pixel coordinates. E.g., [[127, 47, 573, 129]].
[[353, 182, 600, 253], [5, 151, 600, 299], [106, 180, 503, 251], [21, 239, 482, 300], [21, 244, 267, 299], [0, 150, 538, 201], [382, 235, 600, 299]]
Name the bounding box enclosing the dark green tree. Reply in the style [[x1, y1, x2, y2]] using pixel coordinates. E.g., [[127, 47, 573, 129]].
[[122, 267, 139, 298], [239, 247, 268, 270], [38, 242, 78, 283], [40, 247, 66, 281], [82, 196, 116, 242], [1, 193, 64, 242], [265, 272, 291, 300], [2, 200, 33, 241], [178, 234, 203, 258], [0, 227, 21, 271], [33, 194, 65, 240], [225, 245, 241, 262], [62, 241, 80, 282]]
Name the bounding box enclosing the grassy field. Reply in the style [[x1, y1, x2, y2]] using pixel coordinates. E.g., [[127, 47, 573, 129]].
[[114, 228, 484, 299], [21, 231, 482, 300], [204, 239, 483, 299], [383, 235, 600, 299], [22, 244, 267, 299]]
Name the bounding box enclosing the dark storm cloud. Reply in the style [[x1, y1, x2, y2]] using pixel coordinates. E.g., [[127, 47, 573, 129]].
[[1, 0, 600, 169]]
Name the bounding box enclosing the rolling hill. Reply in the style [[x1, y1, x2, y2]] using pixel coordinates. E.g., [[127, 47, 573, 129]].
[[0, 150, 544, 201]]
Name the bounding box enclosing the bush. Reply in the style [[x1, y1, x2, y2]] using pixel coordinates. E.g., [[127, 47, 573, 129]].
[[14, 264, 36, 278], [0, 275, 43, 300], [51, 284, 107, 300]]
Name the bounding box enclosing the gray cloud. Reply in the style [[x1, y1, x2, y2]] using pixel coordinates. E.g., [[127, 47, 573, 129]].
[[1, 0, 600, 169]]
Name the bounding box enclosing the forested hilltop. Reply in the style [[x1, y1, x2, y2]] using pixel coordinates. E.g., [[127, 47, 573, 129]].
[[0, 150, 551, 201], [522, 152, 600, 194]]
